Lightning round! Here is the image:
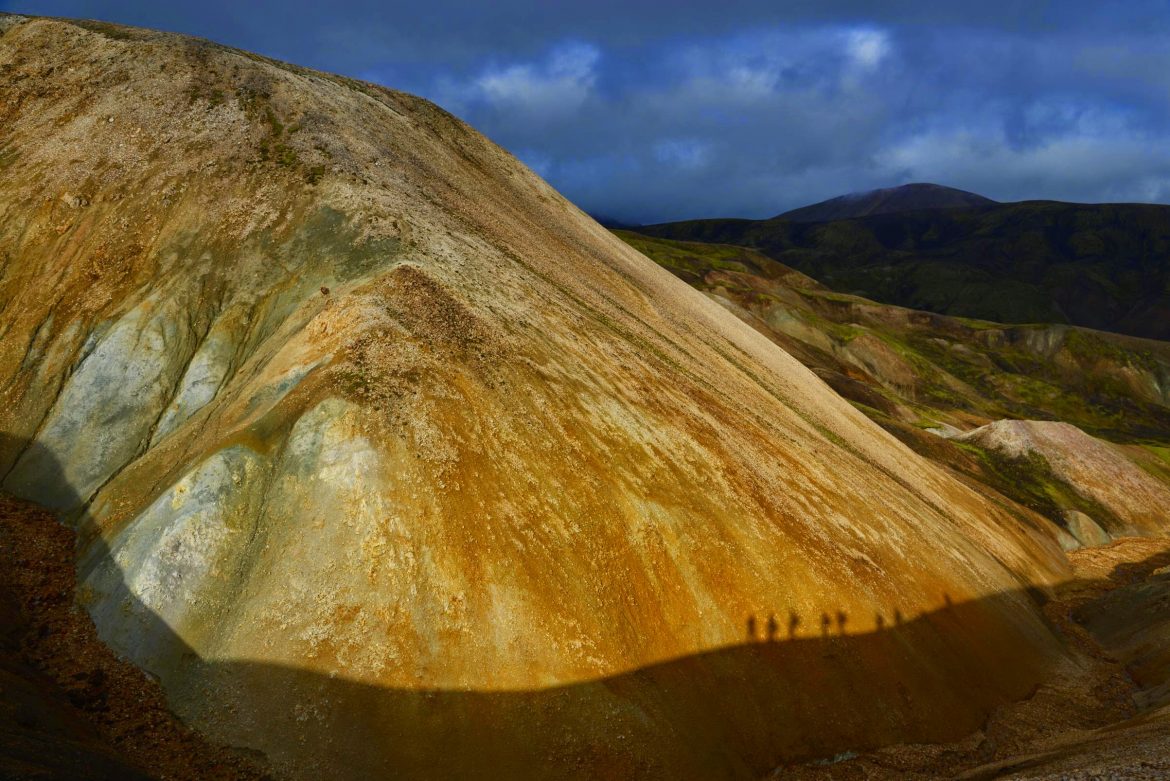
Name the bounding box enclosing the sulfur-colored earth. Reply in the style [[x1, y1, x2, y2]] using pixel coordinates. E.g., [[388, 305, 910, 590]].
[[0, 13, 1168, 780]]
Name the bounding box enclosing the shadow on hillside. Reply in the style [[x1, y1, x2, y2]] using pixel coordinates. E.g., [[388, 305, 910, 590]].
[[3, 432, 1167, 779]]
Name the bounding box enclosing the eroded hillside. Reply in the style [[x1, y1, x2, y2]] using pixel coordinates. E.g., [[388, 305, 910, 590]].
[[0, 14, 1158, 780]]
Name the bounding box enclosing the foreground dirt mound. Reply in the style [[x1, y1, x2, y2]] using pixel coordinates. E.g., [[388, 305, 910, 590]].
[[7, 487, 1166, 780], [0, 494, 267, 780], [0, 14, 1090, 779]]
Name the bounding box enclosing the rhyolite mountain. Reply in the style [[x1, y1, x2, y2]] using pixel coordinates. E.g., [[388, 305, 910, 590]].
[[1, 13, 1169, 781], [776, 182, 996, 222], [638, 197, 1170, 340]]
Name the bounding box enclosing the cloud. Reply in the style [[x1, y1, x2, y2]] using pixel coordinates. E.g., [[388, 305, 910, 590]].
[[653, 139, 710, 170], [8, 1, 1170, 222], [474, 42, 599, 116], [430, 23, 1170, 222], [418, 24, 906, 219], [880, 122, 1170, 205], [846, 28, 891, 69]]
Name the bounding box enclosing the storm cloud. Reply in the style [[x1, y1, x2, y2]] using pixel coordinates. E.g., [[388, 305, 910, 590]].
[[7, 0, 1170, 222]]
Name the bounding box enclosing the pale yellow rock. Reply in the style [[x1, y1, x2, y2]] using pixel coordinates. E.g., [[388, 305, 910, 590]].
[[1062, 510, 1112, 549], [958, 420, 1170, 537]]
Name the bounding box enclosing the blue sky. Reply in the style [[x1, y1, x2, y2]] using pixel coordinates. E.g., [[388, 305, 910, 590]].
[[5, 1, 1170, 222]]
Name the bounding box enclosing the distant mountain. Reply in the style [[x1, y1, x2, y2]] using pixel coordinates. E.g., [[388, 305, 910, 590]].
[[777, 183, 997, 222], [638, 200, 1170, 340], [588, 213, 642, 229]]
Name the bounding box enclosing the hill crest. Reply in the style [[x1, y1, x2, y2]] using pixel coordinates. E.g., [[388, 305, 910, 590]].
[[777, 182, 997, 222]]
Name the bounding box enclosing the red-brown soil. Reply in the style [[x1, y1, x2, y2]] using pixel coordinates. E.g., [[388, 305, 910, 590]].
[[0, 493, 269, 780]]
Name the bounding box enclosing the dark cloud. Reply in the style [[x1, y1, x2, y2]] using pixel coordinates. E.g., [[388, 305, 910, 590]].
[[5, 1, 1170, 221]]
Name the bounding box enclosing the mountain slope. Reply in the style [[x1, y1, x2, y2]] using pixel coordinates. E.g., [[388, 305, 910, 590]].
[[777, 182, 996, 222], [614, 230, 1170, 548], [0, 14, 1090, 779], [638, 200, 1170, 339], [957, 420, 1170, 541]]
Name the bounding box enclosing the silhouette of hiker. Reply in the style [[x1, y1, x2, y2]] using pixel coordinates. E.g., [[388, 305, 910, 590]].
[[746, 615, 757, 641], [788, 610, 800, 639], [820, 612, 831, 637], [765, 613, 778, 642]]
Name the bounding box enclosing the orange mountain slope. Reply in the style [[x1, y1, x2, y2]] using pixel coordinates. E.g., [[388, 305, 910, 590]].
[[0, 14, 1100, 779]]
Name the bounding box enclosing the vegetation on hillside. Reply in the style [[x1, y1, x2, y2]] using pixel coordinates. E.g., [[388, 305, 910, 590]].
[[637, 201, 1170, 339], [617, 229, 1170, 533]]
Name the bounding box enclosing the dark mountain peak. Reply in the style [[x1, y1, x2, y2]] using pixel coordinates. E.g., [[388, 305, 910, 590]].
[[589, 213, 643, 230], [777, 183, 997, 222]]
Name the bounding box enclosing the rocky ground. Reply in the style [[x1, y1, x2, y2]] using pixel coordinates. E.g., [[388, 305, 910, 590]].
[[786, 537, 1170, 780], [0, 494, 268, 780]]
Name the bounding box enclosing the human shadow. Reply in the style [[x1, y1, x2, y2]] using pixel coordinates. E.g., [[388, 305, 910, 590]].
[[4, 431, 1169, 780]]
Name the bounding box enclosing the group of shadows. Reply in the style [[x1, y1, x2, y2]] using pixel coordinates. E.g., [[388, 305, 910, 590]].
[[1, 431, 1161, 780], [746, 595, 961, 641]]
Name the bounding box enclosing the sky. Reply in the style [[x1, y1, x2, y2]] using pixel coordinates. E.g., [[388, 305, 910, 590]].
[[5, 1, 1170, 223]]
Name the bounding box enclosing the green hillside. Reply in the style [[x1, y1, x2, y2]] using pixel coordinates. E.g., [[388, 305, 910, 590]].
[[637, 201, 1170, 340]]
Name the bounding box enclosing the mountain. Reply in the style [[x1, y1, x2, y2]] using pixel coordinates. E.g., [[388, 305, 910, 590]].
[[956, 420, 1170, 544], [611, 229, 1170, 773], [615, 230, 1170, 547], [638, 200, 1170, 340], [586, 212, 642, 229], [776, 182, 996, 222], [0, 14, 1105, 780]]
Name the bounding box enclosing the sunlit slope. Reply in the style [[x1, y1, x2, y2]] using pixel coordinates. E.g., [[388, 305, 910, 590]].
[[615, 230, 1170, 550], [1, 15, 1072, 778], [957, 421, 1170, 542]]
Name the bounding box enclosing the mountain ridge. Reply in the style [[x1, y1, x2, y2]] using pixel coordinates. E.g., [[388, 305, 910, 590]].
[[637, 199, 1170, 339], [612, 229, 1170, 542], [776, 182, 997, 222]]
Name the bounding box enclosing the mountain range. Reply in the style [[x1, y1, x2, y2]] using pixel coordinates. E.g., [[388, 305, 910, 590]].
[[614, 230, 1170, 540], [638, 186, 1170, 339]]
